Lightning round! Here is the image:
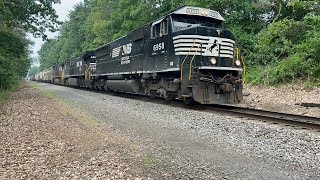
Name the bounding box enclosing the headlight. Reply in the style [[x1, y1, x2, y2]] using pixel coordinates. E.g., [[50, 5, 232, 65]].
[[235, 60, 241, 67], [210, 58, 217, 65]]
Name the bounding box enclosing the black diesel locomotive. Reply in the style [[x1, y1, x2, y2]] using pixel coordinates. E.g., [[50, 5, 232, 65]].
[[37, 6, 244, 104]]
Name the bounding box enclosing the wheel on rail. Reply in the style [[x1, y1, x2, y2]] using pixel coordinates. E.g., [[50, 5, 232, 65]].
[[164, 94, 175, 101], [149, 91, 157, 99], [183, 97, 194, 105]]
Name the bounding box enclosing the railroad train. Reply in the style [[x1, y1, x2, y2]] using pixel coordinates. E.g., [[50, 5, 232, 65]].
[[34, 6, 244, 104]]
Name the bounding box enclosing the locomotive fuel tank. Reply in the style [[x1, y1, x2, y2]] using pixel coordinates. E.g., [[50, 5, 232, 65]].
[[66, 78, 79, 87], [106, 79, 141, 93]]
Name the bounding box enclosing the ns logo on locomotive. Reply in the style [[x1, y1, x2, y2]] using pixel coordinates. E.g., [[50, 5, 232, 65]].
[[35, 6, 244, 105]]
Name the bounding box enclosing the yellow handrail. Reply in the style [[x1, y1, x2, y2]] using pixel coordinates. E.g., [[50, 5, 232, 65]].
[[188, 45, 200, 80], [180, 39, 196, 81], [241, 55, 246, 82], [236, 47, 240, 60], [61, 70, 65, 81], [85, 64, 91, 80]]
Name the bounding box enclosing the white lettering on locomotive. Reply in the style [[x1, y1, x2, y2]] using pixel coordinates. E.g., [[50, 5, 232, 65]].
[[153, 42, 165, 51], [122, 43, 132, 55], [112, 43, 132, 58], [209, 11, 218, 18], [121, 56, 130, 65], [186, 8, 199, 15]]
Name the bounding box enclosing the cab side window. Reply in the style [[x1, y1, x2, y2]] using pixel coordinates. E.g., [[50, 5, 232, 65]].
[[160, 19, 168, 36], [151, 18, 168, 39], [151, 23, 160, 39]]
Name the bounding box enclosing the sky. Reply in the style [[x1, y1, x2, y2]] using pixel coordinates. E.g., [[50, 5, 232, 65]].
[[28, 0, 83, 59]]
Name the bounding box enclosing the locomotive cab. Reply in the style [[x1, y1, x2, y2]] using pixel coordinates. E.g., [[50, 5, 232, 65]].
[[93, 6, 243, 105], [53, 63, 66, 85], [166, 6, 243, 104]]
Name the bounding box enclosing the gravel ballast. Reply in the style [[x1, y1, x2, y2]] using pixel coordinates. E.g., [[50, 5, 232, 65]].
[[28, 82, 320, 179], [0, 84, 172, 179], [241, 84, 320, 117]]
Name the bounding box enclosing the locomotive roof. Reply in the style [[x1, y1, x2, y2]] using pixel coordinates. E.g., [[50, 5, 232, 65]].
[[81, 51, 95, 59], [95, 6, 224, 51], [167, 6, 225, 22]]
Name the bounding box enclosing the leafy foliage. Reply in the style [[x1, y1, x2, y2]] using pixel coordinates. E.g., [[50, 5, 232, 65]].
[[248, 13, 320, 85], [0, 0, 60, 90], [38, 0, 320, 87], [0, 0, 61, 39], [0, 30, 30, 89]]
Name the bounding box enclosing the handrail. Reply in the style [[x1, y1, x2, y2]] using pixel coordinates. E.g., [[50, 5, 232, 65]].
[[180, 39, 196, 81], [61, 70, 65, 81], [236, 47, 240, 60], [85, 64, 87, 80], [241, 55, 246, 82], [188, 45, 200, 80], [85, 64, 91, 80], [236, 47, 246, 82]]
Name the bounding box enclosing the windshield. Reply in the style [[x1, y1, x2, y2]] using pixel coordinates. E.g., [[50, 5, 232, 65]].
[[171, 14, 223, 32]]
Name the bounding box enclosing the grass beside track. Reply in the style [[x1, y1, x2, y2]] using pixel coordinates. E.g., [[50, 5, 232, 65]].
[[34, 85, 99, 127], [59, 100, 99, 127], [0, 81, 32, 105], [0, 90, 11, 104], [29, 82, 42, 89]]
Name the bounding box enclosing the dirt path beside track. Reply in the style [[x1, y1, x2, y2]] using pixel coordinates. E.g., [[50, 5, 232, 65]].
[[0, 84, 171, 179]]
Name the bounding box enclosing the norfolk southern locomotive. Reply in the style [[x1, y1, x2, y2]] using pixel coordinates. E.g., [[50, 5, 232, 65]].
[[35, 6, 244, 104]]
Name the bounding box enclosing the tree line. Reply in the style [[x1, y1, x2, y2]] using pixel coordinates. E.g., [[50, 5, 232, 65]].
[[0, 0, 61, 90], [38, 0, 320, 87]]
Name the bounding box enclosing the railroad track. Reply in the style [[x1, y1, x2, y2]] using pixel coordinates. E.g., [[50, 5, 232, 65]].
[[108, 91, 320, 130], [201, 104, 320, 130], [35, 82, 320, 130]]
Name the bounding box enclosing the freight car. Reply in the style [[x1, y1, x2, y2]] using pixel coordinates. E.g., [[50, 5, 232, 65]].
[[43, 68, 53, 83], [37, 6, 244, 105]]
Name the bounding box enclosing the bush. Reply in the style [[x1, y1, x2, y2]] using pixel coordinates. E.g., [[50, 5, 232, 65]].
[[0, 55, 19, 90], [247, 14, 320, 87], [0, 30, 30, 90]]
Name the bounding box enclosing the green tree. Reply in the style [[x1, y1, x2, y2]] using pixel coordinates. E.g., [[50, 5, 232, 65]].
[[0, 0, 61, 39], [0, 0, 61, 90], [0, 30, 29, 89]]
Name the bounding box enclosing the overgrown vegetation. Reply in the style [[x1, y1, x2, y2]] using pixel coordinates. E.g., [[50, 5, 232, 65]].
[[0, 90, 11, 103], [0, 0, 60, 91], [248, 11, 320, 86], [38, 0, 320, 87]]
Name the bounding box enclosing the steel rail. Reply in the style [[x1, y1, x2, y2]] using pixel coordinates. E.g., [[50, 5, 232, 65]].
[[201, 104, 320, 130]]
